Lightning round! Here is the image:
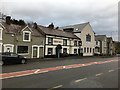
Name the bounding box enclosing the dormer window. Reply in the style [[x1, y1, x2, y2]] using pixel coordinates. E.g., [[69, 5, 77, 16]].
[[23, 31, 31, 42]]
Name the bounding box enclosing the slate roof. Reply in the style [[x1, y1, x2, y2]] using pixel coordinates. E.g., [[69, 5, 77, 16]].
[[107, 37, 113, 42], [95, 35, 107, 41], [60, 22, 89, 32], [1, 22, 43, 37], [38, 25, 80, 39]]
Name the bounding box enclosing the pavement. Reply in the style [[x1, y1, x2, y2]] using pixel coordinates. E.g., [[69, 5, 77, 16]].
[[2, 56, 118, 73], [1, 56, 119, 89]]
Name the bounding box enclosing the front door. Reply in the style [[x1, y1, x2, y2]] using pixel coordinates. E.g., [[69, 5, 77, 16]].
[[39, 47, 43, 57], [33, 47, 38, 58]]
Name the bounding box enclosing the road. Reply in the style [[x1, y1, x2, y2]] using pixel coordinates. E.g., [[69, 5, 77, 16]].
[[1, 56, 119, 89]]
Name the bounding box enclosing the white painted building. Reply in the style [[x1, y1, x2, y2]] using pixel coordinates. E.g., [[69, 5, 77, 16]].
[[38, 24, 82, 57], [60, 22, 96, 56]]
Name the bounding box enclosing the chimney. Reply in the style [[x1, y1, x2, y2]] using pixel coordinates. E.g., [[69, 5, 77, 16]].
[[48, 23, 54, 29], [6, 16, 11, 25], [55, 26, 59, 29], [33, 22, 37, 29]]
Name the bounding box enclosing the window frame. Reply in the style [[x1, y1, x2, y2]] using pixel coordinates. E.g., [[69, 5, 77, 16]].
[[63, 39, 67, 46], [48, 48, 53, 55], [48, 37, 53, 45], [74, 49, 77, 54], [74, 41, 77, 46], [84, 47, 86, 53], [63, 48, 67, 54], [0, 28, 3, 40], [23, 31, 31, 42], [86, 34, 91, 42], [17, 46, 29, 54]]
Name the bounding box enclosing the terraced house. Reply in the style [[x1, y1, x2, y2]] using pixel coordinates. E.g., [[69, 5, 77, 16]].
[[60, 22, 96, 56], [0, 16, 44, 58], [38, 23, 82, 57], [95, 35, 107, 55]]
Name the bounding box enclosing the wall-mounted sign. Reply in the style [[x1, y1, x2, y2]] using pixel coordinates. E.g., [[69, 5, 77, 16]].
[[54, 40, 62, 44]]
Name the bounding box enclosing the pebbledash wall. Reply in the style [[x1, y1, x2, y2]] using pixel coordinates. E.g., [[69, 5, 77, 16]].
[[0, 22, 45, 59]]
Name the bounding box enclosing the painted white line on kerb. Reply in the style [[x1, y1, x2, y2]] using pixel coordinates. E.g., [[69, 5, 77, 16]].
[[75, 78, 87, 83], [0, 73, 34, 80], [108, 70, 115, 72], [1, 70, 49, 80], [95, 73, 103, 77]]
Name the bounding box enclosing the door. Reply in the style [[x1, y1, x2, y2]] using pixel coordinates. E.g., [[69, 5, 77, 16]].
[[33, 47, 38, 58], [39, 47, 43, 58]]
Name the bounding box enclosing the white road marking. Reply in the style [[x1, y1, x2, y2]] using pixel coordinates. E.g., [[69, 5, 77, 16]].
[[108, 69, 115, 72], [52, 85, 63, 88], [75, 78, 87, 83], [95, 73, 103, 76], [48, 85, 63, 90], [34, 69, 40, 74]]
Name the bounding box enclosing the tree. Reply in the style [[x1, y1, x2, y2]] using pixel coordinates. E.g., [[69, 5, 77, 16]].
[[19, 19, 26, 25]]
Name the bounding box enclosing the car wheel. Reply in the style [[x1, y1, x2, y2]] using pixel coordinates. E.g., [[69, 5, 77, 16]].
[[21, 59, 26, 64]]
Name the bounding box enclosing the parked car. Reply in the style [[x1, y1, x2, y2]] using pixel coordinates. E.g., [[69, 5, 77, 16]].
[[0, 52, 27, 65]]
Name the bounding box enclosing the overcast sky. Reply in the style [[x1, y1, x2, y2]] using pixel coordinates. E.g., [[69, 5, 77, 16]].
[[0, 0, 119, 41]]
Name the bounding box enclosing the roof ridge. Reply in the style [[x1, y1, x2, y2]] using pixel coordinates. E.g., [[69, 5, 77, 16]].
[[61, 22, 89, 27]]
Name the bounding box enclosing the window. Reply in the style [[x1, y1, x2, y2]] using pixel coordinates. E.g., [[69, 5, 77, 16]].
[[96, 41, 98, 45], [48, 37, 53, 45], [74, 49, 77, 54], [84, 47, 86, 53], [23, 31, 31, 41], [78, 41, 82, 46], [48, 48, 53, 55], [17, 46, 28, 54], [0, 28, 2, 40], [4, 44, 14, 52], [63, 39, 67, 46], [90, 48, 92, 53], [87, 47, 89, 53], [63, 48, 67, 54], [74, 41, 77, 46], [86, 34, 91, 42]]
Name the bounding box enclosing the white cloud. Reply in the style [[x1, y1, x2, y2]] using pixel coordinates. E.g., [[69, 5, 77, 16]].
[[0, 0, 119, 41]]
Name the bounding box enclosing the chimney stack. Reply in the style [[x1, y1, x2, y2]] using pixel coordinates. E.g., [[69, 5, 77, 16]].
[[6, 16, 11, 25], [33, 22, 37, 29], [48, 23, 54, 29]]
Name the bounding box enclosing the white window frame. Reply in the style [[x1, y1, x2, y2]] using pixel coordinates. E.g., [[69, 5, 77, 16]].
[[0, 27, 3, 40], [0, 43, 2, 53], [3, 44, 14, 52], [23, 31, 31, 42]]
